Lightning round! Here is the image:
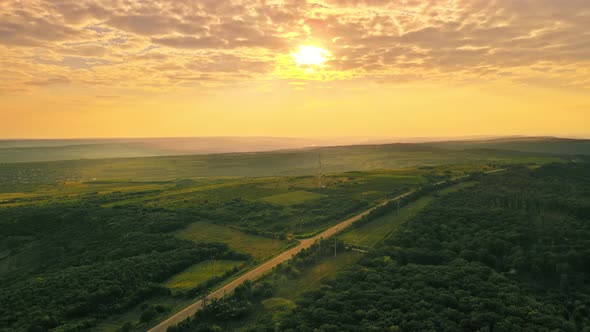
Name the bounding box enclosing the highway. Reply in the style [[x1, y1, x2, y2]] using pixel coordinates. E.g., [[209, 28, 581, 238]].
[[148, 190, 414, 332]]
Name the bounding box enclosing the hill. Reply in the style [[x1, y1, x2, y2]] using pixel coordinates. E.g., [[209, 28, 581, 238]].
[[0, 143, 563, 189], [427, 136, 590, 155], [0, 137, 322, 163], [1, 136, 588, 164]]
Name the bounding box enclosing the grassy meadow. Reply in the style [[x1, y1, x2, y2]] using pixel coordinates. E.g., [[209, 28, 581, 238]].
[[164, 260, 246, 292], [176, 222, 289, 262], [261, 190, 324, 206]]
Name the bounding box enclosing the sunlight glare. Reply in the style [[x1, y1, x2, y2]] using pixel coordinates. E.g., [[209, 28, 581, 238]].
[[292, 46, 331, 66]]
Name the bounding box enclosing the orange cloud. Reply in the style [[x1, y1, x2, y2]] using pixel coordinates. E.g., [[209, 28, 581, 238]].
[[0, 0, 588, 138]]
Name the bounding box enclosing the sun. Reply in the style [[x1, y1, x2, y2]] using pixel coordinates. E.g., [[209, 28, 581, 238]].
[[292, 45, 331, 66]]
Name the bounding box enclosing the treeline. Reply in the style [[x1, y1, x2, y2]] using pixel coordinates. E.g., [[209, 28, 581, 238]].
[[0, 202, 245, 331]]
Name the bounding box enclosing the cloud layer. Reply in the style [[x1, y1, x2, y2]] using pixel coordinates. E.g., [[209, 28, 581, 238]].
[[1, 0, 589, 93]]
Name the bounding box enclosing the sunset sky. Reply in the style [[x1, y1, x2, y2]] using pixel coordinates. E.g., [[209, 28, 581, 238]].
[[1, 0, 589, 138]]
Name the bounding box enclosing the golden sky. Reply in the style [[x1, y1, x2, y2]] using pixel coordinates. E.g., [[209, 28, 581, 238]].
[[1, 0, 589, 138]]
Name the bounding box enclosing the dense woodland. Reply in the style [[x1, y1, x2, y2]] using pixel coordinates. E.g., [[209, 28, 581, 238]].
[[2, 156, 589, 331], [171, 163, 590, 331], [277, 163, 590, 331], [0, 171, 405, 331], [0, 203, 249, 331]]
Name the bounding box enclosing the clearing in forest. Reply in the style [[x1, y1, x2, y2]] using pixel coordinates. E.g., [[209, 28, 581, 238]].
[[163, 260, 245, 292], [176, 222, 288, 261], [261, 191, 324, 206]]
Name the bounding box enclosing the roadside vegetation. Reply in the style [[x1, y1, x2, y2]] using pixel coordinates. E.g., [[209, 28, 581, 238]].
[[166, 180, 483, 331], [163, 260, 246, 293], [175, 222, 289, 262], [340, 181, 477, 248]]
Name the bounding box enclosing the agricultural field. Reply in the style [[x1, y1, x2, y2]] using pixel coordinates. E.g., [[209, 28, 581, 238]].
[[176, 222, 289, 262], [261, 190, 324, 206], [164, 260, 246, 293]]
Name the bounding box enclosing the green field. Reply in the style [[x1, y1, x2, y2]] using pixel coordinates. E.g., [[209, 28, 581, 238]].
[[164, 260, 245, 292], [176, 222, 289, 261], [0, 192, 36, 201], [340, 181, 478, 247], [275, 251, 360, 299], [261, 191, 324, 206]]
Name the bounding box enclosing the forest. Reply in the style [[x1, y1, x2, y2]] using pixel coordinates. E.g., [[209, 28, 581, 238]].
[[0, 201, 250, 331], [169, 163, 590, 331], [0, 165, 448, 331], [0, 142, 587, 331], [277, 163, 590, 331]]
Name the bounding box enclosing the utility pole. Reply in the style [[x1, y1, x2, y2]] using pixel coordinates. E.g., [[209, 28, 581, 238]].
[[202, 290, 208, 307], [317, 153, 323, 188], [334, 238, 337, 257]]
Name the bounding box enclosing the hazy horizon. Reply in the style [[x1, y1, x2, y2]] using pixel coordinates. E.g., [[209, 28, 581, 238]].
[[1, 134, 589, 141]]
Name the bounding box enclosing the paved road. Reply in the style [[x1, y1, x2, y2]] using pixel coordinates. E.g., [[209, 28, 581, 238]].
[[148, 190, 414, 332], [149, 169, 509, 331]]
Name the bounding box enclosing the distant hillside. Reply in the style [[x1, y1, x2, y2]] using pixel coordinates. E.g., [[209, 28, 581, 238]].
[[0, 137, 325, 163], [1, 136, 587, 164], [0, 143, 564, 189], [426, 137, 590, 155]]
